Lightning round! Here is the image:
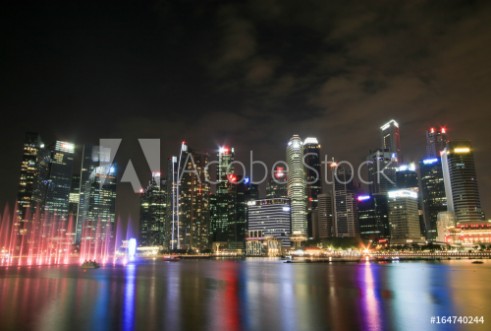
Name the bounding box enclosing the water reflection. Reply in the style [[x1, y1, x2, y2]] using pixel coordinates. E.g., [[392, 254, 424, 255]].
[[1, 260, 491, 331]]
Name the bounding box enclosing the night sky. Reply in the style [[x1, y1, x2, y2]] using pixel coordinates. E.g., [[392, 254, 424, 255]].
[[1, 0, 490, 224]]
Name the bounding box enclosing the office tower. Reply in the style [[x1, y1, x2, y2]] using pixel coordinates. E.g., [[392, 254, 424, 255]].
[[356, 194, 389, 243], [140, 174, 166, 247], [68, 175, 80, 218], [16, 132, 44, 225], [76, 145, 117, 244], [210, 146, 235, 245], [380, 119, 401, 162], [32, 141, 75, 220], [316, 193, 333, 239], [441, 141, 484, 222], [178, 143, 210, 252], [419, 157, 447, 241], [396, 163, 418, 189], [366, 149, 397, 194], [246, 198, 291, 255], [166, 156, 179, 251], [227, 176, 257, 249], [426, 127, 448, 158], [303, 137, 322, 238], [266, 165, 288, 199], [387, 189, 422, 244], [286, 135, 307, 236], [333, 165, 357, 238]]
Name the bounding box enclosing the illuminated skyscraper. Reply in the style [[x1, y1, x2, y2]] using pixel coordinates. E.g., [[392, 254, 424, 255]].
[[286, 135, 307, 236], [210, 146, 235, 244], [441, 141, 484, 222], [380, 119, 401, 162], [178, 143, 210, 252], [388, 189, 422, 244], [303, 137, 322, 238], [356, 194, 389, 242], [77, 145, 117, 244], [140, 174, 166, 246], [333, 165, 357, 237], [419, 157, 447, 240], [266, 165, 288, 199], [32, 141, 75, 220], [16, 132, 44, 225], [426, 127, 448, 158], [316, 194, 333, 239]]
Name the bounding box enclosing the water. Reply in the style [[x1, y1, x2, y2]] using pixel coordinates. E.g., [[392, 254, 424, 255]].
[[0, 259, 490, 331]]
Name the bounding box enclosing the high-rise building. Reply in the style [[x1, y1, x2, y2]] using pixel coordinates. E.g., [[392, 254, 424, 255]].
[[356, 194, 389, 243], [441, 141, 484, 222], [380, 119, 401, 163], [266, 165, 288, 199], [426, 127, 448, 158], [210, 146, 235, 245], [419, 157, 447, 240], [333, 165, 357, 238], [315, 194, 333, 239], [32, 141, 75, 220], [76, 145, 117, 244], [396, 163, 418, 189], [16, 132, 44, 225], [246, 198, 291, 255], [286, 135, 307, 236], [388, 189, 422, 244], [228, 176, 257, 249], [178, 143, 210, 252], [303, 137, 322, 238], [140, 174, 166, 247], [366, 149, 397, 194]]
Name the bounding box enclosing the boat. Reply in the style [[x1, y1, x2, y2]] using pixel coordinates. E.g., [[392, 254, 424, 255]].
[[471, 260, 484, 264], [81, 260, 100, 269], [163, 255, 180, 262]]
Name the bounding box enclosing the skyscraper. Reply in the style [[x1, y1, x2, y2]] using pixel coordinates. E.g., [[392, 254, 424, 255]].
[[178, 143, 210, 252], [366, 149, 397, 194], [140, 174, 166, 246], [210, 146, 235, 244], [16, 132, 44, 225], [303, 137, 322, 238], [333, 165, 357, 237], [419, 157, 447, 240], [76, 145, 117, 245], [286, 135, 307, 236], [380, 119, 401, 163], [388, 189, 422, 244], [356, 194, 389, 242], [266, 165, 288, 199], [316, 193, 333, 239], [32, 141, 75, 220], [426, 127, 448, 158], [441, 141, 484, 222]]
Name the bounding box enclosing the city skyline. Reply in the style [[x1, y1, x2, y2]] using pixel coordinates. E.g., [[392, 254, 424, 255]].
[[1, 1, 490, 222]]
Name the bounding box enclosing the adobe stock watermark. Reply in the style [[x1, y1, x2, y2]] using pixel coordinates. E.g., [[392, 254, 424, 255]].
[[99, 139, 395, 192]]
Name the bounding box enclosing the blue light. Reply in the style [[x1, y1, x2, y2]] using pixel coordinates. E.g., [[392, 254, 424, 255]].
[[422, 158, 439, 165], [244, 177, 250, 184], [357, 195, 371, 202], [110, 166, 116, 174]]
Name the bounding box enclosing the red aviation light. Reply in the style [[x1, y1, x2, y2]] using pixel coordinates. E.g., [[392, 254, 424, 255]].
[[430, 127, 435, 133], [441, 127, 446, 134], [227, 174, 237, 183]]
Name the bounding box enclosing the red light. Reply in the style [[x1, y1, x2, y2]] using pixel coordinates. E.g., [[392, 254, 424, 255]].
[[181, 140, 186, 145], [430, 127, 435, 133], [441, 127, 446, 134], [274, 166, 285, 179], [227, 174, 237, 183]]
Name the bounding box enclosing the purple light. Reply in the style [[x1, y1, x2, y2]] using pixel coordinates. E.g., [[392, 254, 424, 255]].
[[357, 195, 371, 202]]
